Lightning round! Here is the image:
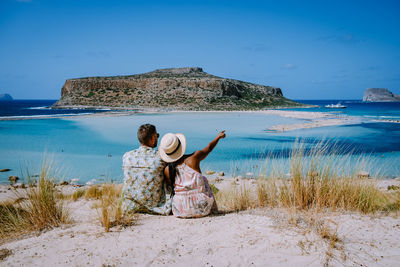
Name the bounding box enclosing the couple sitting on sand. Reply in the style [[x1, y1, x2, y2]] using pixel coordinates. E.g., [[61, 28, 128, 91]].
[[121, 124, 226, 218]]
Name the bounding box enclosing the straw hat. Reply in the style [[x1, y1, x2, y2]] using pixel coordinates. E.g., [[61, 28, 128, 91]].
[[158, 133, 186, 163]]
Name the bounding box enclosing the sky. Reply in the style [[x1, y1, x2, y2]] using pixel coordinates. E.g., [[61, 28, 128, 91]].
[[0, 0, 399, 100]]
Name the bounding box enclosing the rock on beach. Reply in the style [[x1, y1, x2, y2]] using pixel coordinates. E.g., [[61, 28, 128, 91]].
[[8, 176, 19, 184], [357, 171, 370, 179]]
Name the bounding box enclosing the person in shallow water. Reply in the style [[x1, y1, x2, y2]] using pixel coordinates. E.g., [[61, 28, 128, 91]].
[[159, 130, 226, 218], [121, 124, 172, 215]]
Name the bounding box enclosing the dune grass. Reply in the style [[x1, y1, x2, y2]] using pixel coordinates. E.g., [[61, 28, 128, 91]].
[[215, 183, 256, 212], [64, 183, 136, 232], [215, 139, 400, 214], [254, 176, 394, 214], [0, 162, 70, 241], [55, 183, 136, 232], [94, 184, 137, 232], [57, 184, 111, 201]]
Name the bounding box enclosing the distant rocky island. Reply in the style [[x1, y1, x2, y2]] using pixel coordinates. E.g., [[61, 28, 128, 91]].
[[0, 93, 13, 101], [363, 88, 400, 102], [53, 67, 300, 110]]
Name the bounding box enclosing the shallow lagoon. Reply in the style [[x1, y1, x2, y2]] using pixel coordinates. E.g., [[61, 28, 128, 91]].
[[1, 112, 399, 184]]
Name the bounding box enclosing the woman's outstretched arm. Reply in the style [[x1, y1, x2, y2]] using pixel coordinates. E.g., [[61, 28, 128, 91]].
[[193, 130, 226, 161]]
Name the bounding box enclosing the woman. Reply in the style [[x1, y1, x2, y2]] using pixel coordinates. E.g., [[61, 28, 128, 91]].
[[159, 131, 226, 218]]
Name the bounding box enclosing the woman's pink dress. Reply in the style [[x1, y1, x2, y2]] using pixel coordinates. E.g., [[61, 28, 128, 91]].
[[172, 163, 217, 218]]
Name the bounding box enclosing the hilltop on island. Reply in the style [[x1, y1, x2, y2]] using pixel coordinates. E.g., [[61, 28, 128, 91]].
[[0, 93, 13, 101], [53, 67, 300, 110], [363, 88, 400, 102]]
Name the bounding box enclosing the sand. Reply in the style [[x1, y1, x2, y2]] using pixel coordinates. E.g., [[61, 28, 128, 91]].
[[268, 118, 357, 132], [0, 106, 377, 134], [3, 106, 399, 135], [1, 179, 400, 266], [1, 108, 365, 133], [258, 110, 360, 132]]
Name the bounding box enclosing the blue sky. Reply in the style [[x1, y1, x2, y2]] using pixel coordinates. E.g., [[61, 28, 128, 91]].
[[1, 0, 399, 99]]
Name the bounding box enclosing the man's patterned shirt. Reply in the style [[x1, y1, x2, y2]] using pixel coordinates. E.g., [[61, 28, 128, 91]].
[[121, 145, 172, 215]]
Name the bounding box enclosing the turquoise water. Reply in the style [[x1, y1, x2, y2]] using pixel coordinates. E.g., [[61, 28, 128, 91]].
[[0, 112, 299, 183], [1, 99, 400, 183], [1, 111, 399, 184]]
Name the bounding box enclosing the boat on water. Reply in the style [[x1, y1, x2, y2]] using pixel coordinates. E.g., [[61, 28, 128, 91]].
[[325, 103, 347, 108]]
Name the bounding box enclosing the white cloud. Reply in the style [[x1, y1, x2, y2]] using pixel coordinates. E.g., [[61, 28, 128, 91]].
[[282, 64, 298, 70]]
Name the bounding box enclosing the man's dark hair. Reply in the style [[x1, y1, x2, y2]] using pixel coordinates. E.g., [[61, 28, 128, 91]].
[[137, 124, 156, 145]]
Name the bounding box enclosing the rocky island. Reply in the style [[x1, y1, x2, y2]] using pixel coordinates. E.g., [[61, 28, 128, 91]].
[[0, 93, 13, 101], [363, 88, 400, 102], [53, 67, 300, 110]]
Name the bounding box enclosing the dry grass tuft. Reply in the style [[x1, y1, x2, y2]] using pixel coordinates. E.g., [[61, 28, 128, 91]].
[[0, 248, 12, 261], [317, 222, 340, 249], [0, 202, 29, 240], [383, 190, 400, 212], [315, 220, 344, 266], [256, 177, 392, 213], [54, 182, 137, 232], [215, 183, 256, 212], [90, 184, 137, 232], [216, 139, 399, 215], [0, 162, 70, 241], [257, 178, 280, 208], [253, 140, 398, 214], [55, 188, 86, 201], [85, 185, 103, 200], [57, 183, 117, 202], [55, 183, 136, 232], [71, 188, 86, 201]]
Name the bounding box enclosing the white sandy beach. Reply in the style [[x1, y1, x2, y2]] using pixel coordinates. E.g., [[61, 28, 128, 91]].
[[258, 110, 360, 132], [1, 178, 400, 267], [83, 109, 361, 133], [268, 118, 358, 132]]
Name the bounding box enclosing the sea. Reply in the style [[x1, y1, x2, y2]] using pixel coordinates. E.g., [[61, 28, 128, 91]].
[[0, 99, 399, 184]]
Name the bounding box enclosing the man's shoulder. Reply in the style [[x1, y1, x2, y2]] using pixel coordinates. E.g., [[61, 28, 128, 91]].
[[123, 146, 163, 160], [123, 148, 139, 159], [125, 147, 140, 153]]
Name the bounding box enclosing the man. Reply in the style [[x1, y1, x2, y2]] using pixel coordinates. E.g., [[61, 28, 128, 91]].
[[121, 124, 172, 215]]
